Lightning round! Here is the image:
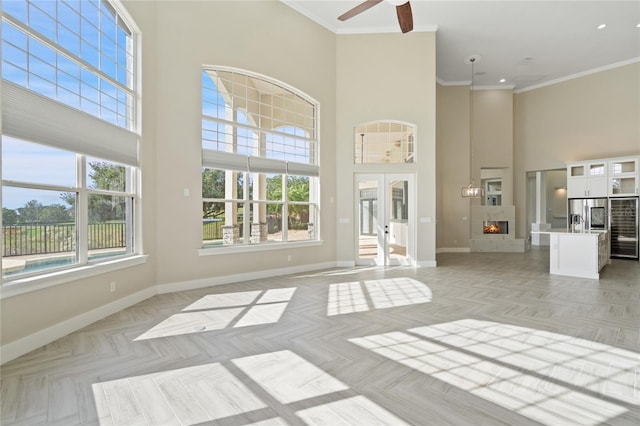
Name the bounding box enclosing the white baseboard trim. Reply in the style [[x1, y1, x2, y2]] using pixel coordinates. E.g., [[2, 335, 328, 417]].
[[7, 255, 455, 364], [156, 262, 339, 294], [436, 247, 471, 253], [0, 286, 156, 365], [417, 260, 438, 267]]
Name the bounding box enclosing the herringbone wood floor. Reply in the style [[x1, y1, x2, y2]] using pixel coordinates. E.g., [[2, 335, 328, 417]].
[[2, 248, 640, 425]]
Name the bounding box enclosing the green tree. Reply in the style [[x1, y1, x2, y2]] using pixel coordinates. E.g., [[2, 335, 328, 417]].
[[89, 161, 126, 191], [202, 168, 225, 219], [17, 200, 44, 223], [40, 204, 73, 223], [2, 208, 19, 225], [286, 176, 310, 228], [201, 169, 244, 219], [60, 161, 126, 223], [287, 176, 309, 203], [266, 175, 283, 215]]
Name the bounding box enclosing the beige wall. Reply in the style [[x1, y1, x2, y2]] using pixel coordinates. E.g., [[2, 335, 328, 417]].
[[1, 1, 337, 349], [514, 62, 640, 237], [153, 1, 337, 285], [2, 1, 638, 352], [436, 85, 470, 249], [336, 32, 437, 264], [473, 89, 514, 207], [436, 86, 514, 249], [0, 0, 160, 346], [438, 63, 639, 244]]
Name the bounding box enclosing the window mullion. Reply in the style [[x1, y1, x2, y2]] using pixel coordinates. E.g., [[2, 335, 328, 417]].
[[282, 175, 288, 242], [243, 171, 250, 245], [2, 180, 76, 193], [76, 155, 88, 264]]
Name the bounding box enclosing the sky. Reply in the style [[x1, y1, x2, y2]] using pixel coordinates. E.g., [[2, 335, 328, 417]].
[[2, 0, 130, 210], [2, 2, 312, 210], [2, 137, 76, 209]]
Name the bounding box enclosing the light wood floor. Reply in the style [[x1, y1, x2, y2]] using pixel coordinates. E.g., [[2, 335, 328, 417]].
[[2, 248, 640, 425]]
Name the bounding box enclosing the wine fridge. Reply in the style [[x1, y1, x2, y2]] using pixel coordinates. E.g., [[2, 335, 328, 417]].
[[609, 197, 639, 259]]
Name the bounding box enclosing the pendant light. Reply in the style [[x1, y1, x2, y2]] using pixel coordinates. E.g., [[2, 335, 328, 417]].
[[461, 55, 484, 198]]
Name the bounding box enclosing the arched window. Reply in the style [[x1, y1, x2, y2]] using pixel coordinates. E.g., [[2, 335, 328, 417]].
[[201, 68, 319, 248], [354, 121, 415, 164]]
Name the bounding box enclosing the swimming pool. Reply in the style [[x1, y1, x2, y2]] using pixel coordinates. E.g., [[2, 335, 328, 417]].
[[3, 251, 127, 277]]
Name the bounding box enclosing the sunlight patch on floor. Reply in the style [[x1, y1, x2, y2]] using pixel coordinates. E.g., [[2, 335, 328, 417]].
[[93, 350, 407, 425], [350, 319, 633, 426], [296, 395, 406, 425], [135, 288, 296, 340], [232, 350, 348, 404], [327, 277, 432, 316], [93, 362, 266, 425]]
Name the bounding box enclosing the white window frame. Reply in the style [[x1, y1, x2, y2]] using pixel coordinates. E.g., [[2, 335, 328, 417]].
[[200, 67, 321, 253], [1, 0, 144, 294]]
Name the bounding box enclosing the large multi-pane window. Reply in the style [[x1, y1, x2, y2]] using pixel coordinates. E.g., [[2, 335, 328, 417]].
[[1, 0, 139, 280], [201, 68, 319, 247], [2, 0, 134, 128]]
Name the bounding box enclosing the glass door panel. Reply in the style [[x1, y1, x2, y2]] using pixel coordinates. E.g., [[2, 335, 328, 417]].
[[358, 179, 380, 262], [356, 174, 413, 266], [387, 178, 409, 264]]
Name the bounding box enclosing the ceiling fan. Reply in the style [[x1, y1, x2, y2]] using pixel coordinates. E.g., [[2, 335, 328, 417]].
[[338, 0, 413, 34]]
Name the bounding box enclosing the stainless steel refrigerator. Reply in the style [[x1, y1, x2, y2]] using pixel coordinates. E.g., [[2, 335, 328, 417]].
[[609, 197, 639, 259], [568, 198, 608, 232]]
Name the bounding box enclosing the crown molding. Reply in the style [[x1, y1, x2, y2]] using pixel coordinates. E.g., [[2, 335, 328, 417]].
[[514, 57, 640, 94]]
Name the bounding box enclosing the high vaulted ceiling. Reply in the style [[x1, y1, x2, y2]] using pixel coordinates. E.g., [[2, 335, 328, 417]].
[[282, 1, 640, 91]]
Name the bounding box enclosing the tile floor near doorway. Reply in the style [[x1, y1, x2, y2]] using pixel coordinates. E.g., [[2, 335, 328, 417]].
[[1, 247, 639, 425]]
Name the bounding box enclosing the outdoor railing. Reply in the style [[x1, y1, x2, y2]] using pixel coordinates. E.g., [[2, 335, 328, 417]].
[[2, 223, 126, 257], [202, 220, 244, 241]]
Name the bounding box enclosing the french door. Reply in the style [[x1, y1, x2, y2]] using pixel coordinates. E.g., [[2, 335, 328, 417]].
[[356, 174, 414, 266]]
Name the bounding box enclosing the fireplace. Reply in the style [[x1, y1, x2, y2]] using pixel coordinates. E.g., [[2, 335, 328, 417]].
[[470, 206, 526, 252], [483, 221, 508, 235]]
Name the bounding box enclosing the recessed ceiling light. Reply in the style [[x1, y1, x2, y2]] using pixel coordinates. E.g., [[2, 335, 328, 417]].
[[499, 78, 506, 83], [637, 23, 640, 28], [597, 24, 607, 29]]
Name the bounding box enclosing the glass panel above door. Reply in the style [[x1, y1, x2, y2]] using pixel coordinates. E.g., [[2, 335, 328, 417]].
[[354, 121, 415, 164]]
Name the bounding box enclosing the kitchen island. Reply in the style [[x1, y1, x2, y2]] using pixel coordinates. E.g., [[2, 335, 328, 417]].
[[532, 229, 610, 279]]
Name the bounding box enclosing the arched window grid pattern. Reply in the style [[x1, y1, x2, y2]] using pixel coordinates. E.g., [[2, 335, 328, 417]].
[[201, 67, 319, 248], [354, 121, 415, 164], [202, 67, 317, 165]]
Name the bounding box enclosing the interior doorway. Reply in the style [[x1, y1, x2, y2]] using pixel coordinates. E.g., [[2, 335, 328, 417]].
[[356, 174, 414, 266]]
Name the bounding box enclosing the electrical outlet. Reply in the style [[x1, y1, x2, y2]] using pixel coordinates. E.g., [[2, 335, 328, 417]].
[[110, 281, 116, 292], [287, 255, 292, 262]]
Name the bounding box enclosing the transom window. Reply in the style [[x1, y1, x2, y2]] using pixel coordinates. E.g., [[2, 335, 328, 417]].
[[1, 0, 140, 281], [201, 68, 319, 247], [354, 121, 415, 164]]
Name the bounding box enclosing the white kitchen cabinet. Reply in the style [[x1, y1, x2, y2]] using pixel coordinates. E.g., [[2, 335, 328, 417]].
[[608, 156, 639, 197], [567, 161, 607, 198], [536, 230, 610, 279]]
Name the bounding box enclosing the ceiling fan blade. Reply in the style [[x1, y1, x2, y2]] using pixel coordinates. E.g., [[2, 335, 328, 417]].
[[338, 0, 384, 21], [396, 1, 413, 33]]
